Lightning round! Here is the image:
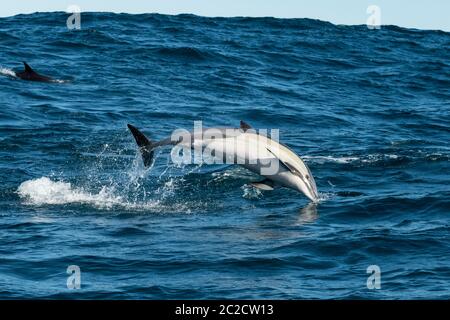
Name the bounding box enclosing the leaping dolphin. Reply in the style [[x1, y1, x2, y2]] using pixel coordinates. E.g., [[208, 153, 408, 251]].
[[15, 62, 53, 82], [127, 121, 319, 202]]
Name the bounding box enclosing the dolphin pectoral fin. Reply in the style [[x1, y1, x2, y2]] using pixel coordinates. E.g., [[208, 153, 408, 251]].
[[251, 179, 274, 191], [127, 124, 155, 167], [240, 120, 252, 132]]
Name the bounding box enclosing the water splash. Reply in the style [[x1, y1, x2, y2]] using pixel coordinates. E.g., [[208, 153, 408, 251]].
[[17, 177, 123, 209], [241, 184, 263, 199], [16, 144, 209, 212], [0, 67, 17, 78], [16, 176, 204, 213]]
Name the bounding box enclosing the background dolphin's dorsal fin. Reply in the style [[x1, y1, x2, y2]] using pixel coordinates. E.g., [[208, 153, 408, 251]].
[[23, 62, 33, 73], [240, 120, 252, 132]]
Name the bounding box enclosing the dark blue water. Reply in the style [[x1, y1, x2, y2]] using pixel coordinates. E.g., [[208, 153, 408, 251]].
[[0, 12, 449, 299]]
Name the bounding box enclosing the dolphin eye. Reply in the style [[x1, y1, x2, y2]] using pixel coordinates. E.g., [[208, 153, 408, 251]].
[[305, 175, 310, 179]]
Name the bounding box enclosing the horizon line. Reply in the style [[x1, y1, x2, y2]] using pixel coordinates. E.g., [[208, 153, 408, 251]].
[[1, 10, 449, 33]]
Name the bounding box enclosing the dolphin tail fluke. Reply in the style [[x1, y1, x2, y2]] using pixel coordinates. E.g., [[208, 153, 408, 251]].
[[127, 124, 155, 167]]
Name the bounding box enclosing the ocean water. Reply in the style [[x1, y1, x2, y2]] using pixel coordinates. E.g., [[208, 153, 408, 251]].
[[0, 12, 449, 299]]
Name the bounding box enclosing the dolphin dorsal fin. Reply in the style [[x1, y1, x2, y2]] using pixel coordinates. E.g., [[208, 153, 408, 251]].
[[23, 62, 34, 73], [240, 120, 252, 132]]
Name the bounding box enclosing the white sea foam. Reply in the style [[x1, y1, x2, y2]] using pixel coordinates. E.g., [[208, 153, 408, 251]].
[[0, 67, 17, 78], [51, 79, 67, 84], [317, 192, 333, 202], [361, 154, 399, 163], [17, 177, 123, 208], [17, 177, 198, 213], [304, 154, 400, 164], [303, 155, 360, 164]]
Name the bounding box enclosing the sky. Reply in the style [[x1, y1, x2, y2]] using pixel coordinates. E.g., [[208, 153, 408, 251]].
[[1, 0, 449, 31]]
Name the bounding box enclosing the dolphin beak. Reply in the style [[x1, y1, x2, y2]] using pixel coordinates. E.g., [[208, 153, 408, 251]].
[[297, 175, 319, 203], [305, 190, 319, 203]]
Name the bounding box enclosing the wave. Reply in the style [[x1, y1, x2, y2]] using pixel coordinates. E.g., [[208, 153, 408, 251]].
[[155, 46, 209, 61], [1, 12, 449, 299], [304, 153, 449, 165], [303, 154, 400, 164], [152, 46, 238, 64]]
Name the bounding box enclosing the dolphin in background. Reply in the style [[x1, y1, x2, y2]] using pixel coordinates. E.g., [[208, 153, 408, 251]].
[[15, 62, 53, 82], [127, 121, 320, 202]]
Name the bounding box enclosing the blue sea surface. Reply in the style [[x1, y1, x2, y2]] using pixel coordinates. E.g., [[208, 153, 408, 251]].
[[0, 12, 449, 299]]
